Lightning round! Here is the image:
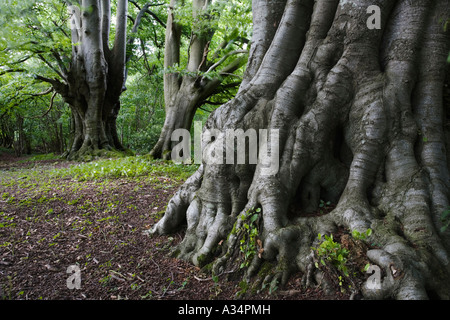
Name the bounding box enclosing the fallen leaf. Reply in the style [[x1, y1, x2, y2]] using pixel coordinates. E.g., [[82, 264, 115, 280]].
[[44, 264, 58, 272]]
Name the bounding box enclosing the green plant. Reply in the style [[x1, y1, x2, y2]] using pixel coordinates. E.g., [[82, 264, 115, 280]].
[[99, 275, 112, 286], [312, 233, 349, 276], [319, 200, 332, 214], [441, 207, 450, 232], [238, 207, 261, 269], [351, 228, 372, 241], [210, 275, 222, 297], [141, 290, 153, 299], [130, 283, 141, 291], [53, 156, 199, 182]]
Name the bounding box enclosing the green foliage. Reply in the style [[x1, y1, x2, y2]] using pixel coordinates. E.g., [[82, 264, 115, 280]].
[[319, 199, 332, 214], [118, 74, 165, 153], [164, 0, 252, 107], [440, 207, 450, 233], [28, 153, 61, 161], [54, 156, 199, 181], [351, 228, 372, 241], [238, 207, 261, 269], [171, 0, 251, 39], [0, 0, 72, 77], [312, 233, 349, 277], [0, 0, 73, 153]]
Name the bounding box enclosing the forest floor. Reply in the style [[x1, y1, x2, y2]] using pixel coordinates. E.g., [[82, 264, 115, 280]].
[[0, 149, 364, 301]]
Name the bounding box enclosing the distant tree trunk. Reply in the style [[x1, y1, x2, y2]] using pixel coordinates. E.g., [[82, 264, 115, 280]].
[[42, 0, 128, 160], [150, 0, 247, 159], [13, 116, 25, 157], [0, 117, 14, 148], [149, 0, 450, 300]]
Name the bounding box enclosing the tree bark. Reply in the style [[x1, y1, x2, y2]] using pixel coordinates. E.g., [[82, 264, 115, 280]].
[[149, 0, 450, 299], [52, 0, 128, 159]]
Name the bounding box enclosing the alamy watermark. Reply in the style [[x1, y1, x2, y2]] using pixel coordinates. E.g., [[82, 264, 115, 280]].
[[66, 265, 81, 290], [366, 265, 382, 290], [171, 121, 280, 176], [367, 5, 381, 30]]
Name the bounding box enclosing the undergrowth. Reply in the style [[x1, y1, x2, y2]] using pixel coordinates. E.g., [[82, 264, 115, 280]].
[[52, 156, 199, 181]]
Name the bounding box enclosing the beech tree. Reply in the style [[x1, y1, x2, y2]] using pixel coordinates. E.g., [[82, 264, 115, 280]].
[[149, 0, 450, 299], [58, 0, 129, 158], [150, 0, 251, 159], [0, 0, 129, 159]]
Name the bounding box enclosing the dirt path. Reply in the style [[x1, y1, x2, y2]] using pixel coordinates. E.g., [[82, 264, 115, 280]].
[[0, 151, 345, 300]]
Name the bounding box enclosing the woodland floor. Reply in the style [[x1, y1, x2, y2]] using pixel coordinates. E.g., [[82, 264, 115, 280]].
[[0, 149, 363, 301]]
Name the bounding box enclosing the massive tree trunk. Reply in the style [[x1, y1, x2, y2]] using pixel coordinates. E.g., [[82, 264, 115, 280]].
[[52, 0, 128, 159], [150, 0, 248, 159], [148, 0, 450, 299]]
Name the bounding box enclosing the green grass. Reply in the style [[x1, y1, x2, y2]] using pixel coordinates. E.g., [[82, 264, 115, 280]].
[[28, 153, 62, 161], [53, 156, 199, 181], [1, 155, 199, 211]]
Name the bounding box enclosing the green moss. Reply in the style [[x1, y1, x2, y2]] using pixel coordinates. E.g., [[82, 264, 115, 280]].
[[201, 262, 214, 273], [68, 147, 134, 162], [196, 253, 210, 267], [228, 221, 239, 239], [257, 261, 274, 278], [170, 247, 181, 258]]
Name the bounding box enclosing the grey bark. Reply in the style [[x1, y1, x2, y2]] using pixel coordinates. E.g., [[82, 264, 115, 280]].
[[149, 0, 450, 300], [47, 0, 128, 159]]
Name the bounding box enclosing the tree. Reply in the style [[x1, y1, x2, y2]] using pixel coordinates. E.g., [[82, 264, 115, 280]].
[[0, 60, 68, 156], [148, 0, 450, 299], [0, 0, 129, 159], [0, 1, 71, 155], [60, 0, 129, 158], [149, 0, 251, 159]]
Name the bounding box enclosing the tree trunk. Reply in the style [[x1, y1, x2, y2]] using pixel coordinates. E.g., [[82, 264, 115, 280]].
[[148, 0, 450, 299], [150, 78, 203, 159], [57, 0, 128, 160]]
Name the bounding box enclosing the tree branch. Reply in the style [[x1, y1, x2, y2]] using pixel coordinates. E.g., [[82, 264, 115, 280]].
[[37, 54, 66, 81], [28, 87, 54, 97], [0, 69, 26, 76], [101, 0, 111, 53], [198, 54, 247, 97], [129, 1, 166, 28], [67, 4, 81, 46], [204, 50, 248, 74], [144, 8, 166, 28], [34, 75, 68, 98], [187, 0, 215, 73], [164, 0, 182, 102], [113, 0, 128, 65], [51, 50, 69, 79], [209, 37, 250, 62], [25, 91, 58, 119]]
